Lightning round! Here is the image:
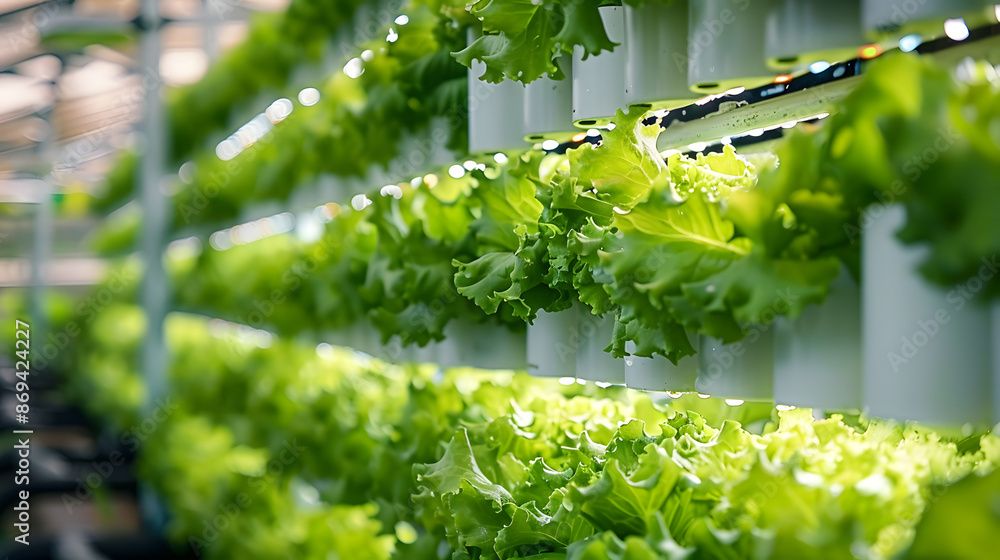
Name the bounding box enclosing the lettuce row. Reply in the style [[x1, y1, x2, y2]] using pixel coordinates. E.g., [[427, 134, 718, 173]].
[[38, 305, 1000, 560], [415, 405, 1000, 560], [95, 55, 1000, 367], [94, 106, 846, 363], [90, 115, 843, 365]]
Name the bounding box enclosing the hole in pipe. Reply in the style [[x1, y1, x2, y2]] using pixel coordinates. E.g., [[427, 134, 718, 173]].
[[696, 82, 718, 90], [776, 56, 798, 64], [577, 120, 597, 125]]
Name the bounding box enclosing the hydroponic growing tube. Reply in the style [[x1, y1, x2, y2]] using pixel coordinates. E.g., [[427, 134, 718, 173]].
[[623, 1, 698, 110], [467, 29, 526, 154], [523, 56, 575, 142], [687, 0, 775, 93], [697, 331, 775, 402], [437, 319, 528, 371], [774, 267, 862, 410], [575, 305, 625, 384], [572, 5, 626, 128], [765, 0, 867, 71], [624, 340, 699, 393], [862, 205, 993, 425], [526, 308, 577, 378]]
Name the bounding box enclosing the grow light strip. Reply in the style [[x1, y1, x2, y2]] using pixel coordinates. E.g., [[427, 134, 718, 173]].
[[656, 76, 858, 152], [656, 23, 1000, 153]]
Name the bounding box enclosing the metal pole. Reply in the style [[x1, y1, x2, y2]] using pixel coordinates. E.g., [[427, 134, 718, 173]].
[[139, 0, 168, 412], [138, 0, 169, 530], [30, 103, 56, 371], [29, 180, 51, 357], [202, 0, 219, 61]]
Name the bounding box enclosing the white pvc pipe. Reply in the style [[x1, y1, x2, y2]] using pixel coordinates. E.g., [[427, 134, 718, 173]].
[[774, 267, 862, 410], [862, 0, 995, 42], [862, 205, 992, 425], [576, 305, 625, 384], [765, 0, 866, 71], [527, 309, 578, 378], [687, 0, 774, 94], [467, 29, 526, 154], [624, 340, 699, 393], [437, 319, 528, 371], [993, 302, 1000, 426], [399, 339, 439, 365], [29, 181, 51, 347], [624, 2, 697, 110], [696, 330, 775, 401], [572, 5, 627, 128], [524, 56, 575, 142], [331, 323, 382, 356]]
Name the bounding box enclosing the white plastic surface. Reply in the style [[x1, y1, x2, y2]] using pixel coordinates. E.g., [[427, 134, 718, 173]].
[[862, 205, 992, 425], [397, 338, 440, 365], [437, 319, 528, 371], [624, 2, 697, 109], [524, 56, 575, 142], [774, 267, 862, 410], [527, 309, 578, 378], [696, 330, 775, 401], [765, 0, 866, 70], [575, 305, 625, 384], [330, 323, 383, 356], [624, 340, 699, 393], [467, 29, 526, 154], [572, 5, 627, 127], [687, 0, 774, 93]]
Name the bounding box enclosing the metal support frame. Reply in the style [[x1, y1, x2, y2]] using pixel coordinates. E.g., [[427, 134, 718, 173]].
[[139, 0, 167, 419], [28, 180, 52, 348], [137, 0, 169, 530]]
